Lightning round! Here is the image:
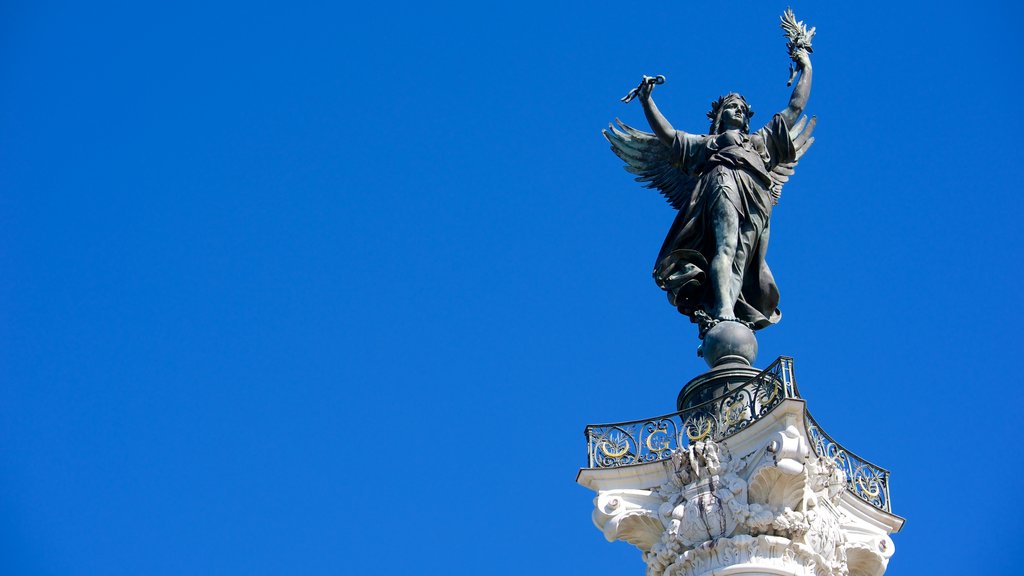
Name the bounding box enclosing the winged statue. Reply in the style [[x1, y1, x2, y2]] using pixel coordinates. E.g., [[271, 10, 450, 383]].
[[604, 15, 815, 339]]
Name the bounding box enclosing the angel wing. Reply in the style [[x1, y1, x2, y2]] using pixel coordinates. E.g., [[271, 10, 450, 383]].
[[603, 120, 699, 211], [768, 115, 816, 204]]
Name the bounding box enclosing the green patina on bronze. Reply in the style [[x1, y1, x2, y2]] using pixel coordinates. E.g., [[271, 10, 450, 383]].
[[604, 10, 816, 346]]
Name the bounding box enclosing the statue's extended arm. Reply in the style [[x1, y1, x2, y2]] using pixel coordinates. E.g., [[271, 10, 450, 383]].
[[639, 82, 676, 147], [781, 50, 812, 125]]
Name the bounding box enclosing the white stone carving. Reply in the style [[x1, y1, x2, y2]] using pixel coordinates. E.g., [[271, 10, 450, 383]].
[[578, 399, 904, 576], [593, 490, 664, 550]]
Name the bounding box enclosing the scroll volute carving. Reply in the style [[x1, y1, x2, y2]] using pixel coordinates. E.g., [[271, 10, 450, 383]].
[[593, 490, 665, 551]]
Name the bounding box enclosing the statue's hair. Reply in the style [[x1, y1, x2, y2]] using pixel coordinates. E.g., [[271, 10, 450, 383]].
[[707, 93, 754, 135]]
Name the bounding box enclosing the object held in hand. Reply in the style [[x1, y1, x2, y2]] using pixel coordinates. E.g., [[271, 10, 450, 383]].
[[780, 8, 814, 86], [621, 75, 665, 103]]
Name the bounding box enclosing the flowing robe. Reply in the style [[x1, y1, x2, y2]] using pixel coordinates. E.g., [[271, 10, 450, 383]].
[[654, 114, 796, 328]]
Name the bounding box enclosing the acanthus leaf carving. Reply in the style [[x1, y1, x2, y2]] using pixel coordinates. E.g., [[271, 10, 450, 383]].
[[590, 426, 895, 576]]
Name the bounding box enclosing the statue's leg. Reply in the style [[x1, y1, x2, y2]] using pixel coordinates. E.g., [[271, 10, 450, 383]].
[[729, 217, 759, 306], [709, 195, 739, 320]]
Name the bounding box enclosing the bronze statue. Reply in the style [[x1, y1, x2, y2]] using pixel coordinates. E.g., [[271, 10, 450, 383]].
[[606, 10, 816, 344]]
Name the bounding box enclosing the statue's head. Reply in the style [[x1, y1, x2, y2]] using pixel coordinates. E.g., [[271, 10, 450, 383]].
[[708, 93, 754, 134]]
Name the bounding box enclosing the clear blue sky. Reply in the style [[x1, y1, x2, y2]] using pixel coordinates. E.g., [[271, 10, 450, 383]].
[[2, 1, 1021, 574]]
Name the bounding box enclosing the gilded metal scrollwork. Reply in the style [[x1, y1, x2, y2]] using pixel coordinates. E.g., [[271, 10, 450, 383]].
[[684, 415, 714, 441], [856, 474, 882, 499], [806, 416, 890, 511], [600, 438, 630, 458], [582, 357, 893, 514], [721, 398, 748, 429], [645, 426, 671, 452]]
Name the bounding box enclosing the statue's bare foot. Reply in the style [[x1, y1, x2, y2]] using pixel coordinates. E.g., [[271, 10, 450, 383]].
[[710, 308, 737, 322]]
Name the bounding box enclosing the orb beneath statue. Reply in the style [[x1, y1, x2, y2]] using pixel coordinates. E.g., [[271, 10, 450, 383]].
[[700, 321, 757, 368]]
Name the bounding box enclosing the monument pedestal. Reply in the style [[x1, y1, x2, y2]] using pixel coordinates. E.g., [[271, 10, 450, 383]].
[[577, 358, 902, 576]]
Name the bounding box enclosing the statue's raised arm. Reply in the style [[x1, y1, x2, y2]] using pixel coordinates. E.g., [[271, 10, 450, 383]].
[[603, 10, 819, 367], [779, 8, 814, 125], [637, 79, 675, 147]]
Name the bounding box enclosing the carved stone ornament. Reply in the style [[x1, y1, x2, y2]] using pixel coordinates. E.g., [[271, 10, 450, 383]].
[[585, 10, 900, 573], [581, 402, 901, 576]]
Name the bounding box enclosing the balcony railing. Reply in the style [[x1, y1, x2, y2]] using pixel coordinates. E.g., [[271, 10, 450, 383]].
[[582, 356, 892, 513], [804, 411, 891, 511]]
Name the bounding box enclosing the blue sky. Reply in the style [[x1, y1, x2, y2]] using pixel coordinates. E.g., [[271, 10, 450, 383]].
[[2, 1, 1022, 574]]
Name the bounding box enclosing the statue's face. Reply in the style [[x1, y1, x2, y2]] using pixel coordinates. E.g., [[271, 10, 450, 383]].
[[720, 99, 748, 131]]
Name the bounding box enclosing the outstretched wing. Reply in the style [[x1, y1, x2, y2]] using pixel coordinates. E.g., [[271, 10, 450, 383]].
[[769, 115, 816, 204], [603, 120, 698, 211]]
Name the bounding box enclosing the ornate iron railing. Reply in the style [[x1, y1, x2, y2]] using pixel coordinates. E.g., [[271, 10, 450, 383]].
[[804, 412, 891, 511], [582, 356, 893, 513], [585, 358, 794, 468]]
